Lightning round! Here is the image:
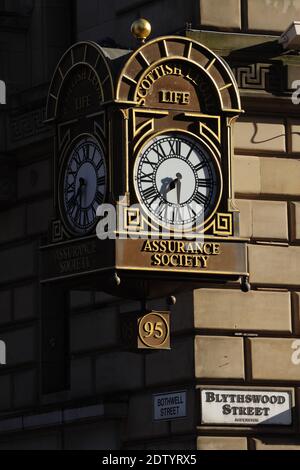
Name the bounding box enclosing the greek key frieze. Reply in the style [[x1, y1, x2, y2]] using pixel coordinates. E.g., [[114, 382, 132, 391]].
[[10, 107, 50, 144], [233, 63, 270, 90]]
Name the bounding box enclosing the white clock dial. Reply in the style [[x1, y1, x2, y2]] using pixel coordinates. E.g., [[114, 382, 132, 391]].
[[134, 133, 221, 230], [61, 137, 107, 234]]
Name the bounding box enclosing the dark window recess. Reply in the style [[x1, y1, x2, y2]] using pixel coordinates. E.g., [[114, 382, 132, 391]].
[[41, 285, 70, 394]]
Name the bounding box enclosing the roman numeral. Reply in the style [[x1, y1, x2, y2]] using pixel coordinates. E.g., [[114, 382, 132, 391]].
[[169, 139, 181, 156], [186, 145, 195, 160], [74, 205, 81, 224], [144, 157, 157, 170], [67, 195, 77, 212], [83, 144, 90, 161], [194, 192, 208, 206], [83, 211, 90, 226], [174, 206, 184, 224], [140, 171, 153, 184], [90, 206, 96, 220], [91, 204, 97, 218], [142, 186, 159, 205], [96, 160, 104, 171], [155, 201, 168, 218], [65, 181, 75, 194], [83, 208, 96, 227], [186, 204, 197, 218], [153, 143, 167, 161], [73, 151, 82, 166], [194, 161, 207, 172], [95, 191, 104, 205], [97, 176, 106, 186], [198, 178, 213, 188]]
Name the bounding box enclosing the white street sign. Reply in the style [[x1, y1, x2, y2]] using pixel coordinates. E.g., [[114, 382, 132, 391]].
[[201, 389, 292, 426]]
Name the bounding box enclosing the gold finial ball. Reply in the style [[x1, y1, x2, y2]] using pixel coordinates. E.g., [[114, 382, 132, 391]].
[[131, 18, 152, 42]]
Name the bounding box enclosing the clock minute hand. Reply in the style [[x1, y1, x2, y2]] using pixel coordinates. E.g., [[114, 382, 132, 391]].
[[175, 173, 183, 204], [75, 178, 86, 206]]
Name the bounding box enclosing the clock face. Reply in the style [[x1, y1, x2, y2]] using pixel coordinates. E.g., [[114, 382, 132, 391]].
[[60, 136, 107, 235], [134, 133, 221, 231]]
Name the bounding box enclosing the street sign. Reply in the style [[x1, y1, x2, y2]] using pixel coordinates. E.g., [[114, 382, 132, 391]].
[[154, 391, 187, 421], [201, 389, 293, 426]]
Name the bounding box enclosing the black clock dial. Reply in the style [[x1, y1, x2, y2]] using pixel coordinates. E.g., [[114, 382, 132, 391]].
[[134, 133, 221, 230], [61, 137, 107, 235]]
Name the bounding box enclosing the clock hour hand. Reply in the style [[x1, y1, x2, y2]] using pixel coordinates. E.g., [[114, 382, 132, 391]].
[[75, 178, 86, 207], [167, 173, 182, 204]]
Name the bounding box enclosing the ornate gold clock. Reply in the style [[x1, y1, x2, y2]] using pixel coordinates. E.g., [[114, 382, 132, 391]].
[[46, 41, 113, 241], [115, 35, 242, 241], [41, 30, 249, 298], [133, 131, 222, 231], [58, 135, 107, 236]]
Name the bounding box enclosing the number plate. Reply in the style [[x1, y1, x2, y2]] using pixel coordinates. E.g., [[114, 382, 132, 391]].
[[138, 311, 170, 350]]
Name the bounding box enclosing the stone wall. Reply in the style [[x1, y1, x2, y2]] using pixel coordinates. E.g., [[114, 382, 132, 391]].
[[76, 0, 197, 48], [77, 0, 300, 48], [0, 0, 300, 451], [193, 105, 300, 450], [200, 0, 300, 33]]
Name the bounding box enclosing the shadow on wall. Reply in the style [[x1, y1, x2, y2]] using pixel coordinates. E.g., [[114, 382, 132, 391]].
[[251, 122, 286, 144], [249, 121, 300, 146]]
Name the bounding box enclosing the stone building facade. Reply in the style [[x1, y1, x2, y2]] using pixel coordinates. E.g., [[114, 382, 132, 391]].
[[0, 0, 300, 450]]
